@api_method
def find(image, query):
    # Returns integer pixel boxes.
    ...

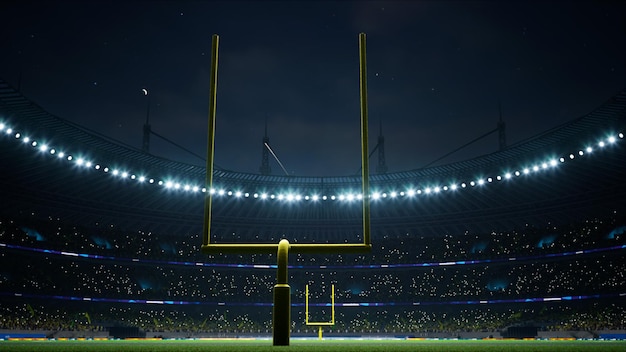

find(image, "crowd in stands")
[0,210,624,334]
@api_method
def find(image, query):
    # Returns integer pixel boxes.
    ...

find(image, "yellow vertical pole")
[273,239,291,346]
[305,284,309,324]
[203,34,219,246]
[331,284,335,324]
[318,326,323,340]
[359,33,371,246]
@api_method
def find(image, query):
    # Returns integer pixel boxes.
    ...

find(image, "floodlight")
[532,165,539,172]
[58,152,65,158]
[112,169,119,176]
[608,136,616,143]
[218,189,225,196]
[22,136,29,142]
[461,183,467,188]
[158,180,164,185]
[173,183,180,189]
[505,173,512,179]
[76,158,84,166]
[569,154,575,159]
[477,179,484,185]
[193,186,200,192]
[496,175,502,181]
[0,123,4,130]
[442,186,448,191]
[425,187,432,194]
[549,159,557,167]
[31,141,37,147]
[50,149,56,155]
[103,167,109,172]
[121,172,129,178]
[165,181,174,188]
[322,195,327,200]
[406,189,415,197]
[523,168,530,174]
[39,144,48,152]
[541,163,548,169]
[7,128,13,135]
[227,191,233,196]
[514,171,521,176]
[559,157,565,163]
[487,177,493,183]
[244,192,250,197]
[450,184,457,190]
[469,181,476,187]
[85,161,92,168]
[372,192,381,200]
[184,185,191,191]
[138,176,146,182]
[66,155,73,161]
[433,186,441,193]
[578,150,584,156]
[586,147,593,153]
[389,191,397,198]
[311,195,319,201]
[346,193,355,201]
[619,133,624,139]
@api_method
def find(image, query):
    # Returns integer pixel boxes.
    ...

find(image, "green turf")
[0,339,624,352]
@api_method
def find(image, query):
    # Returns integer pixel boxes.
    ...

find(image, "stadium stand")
[0,79,625,338]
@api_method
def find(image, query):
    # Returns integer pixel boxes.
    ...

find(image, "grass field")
[0,339,624,352]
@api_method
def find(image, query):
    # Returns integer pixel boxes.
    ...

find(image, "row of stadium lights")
[1,121,623,202]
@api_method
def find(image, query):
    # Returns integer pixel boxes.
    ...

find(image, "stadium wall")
[1,329,624,340]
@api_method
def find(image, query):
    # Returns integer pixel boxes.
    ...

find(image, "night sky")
[1,1,624,176]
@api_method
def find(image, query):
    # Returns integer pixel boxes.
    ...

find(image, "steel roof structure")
[1,78,625,240]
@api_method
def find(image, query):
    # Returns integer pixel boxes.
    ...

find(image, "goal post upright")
[201,33,372,346]
[305,284,335,339]
[202,34,219,248]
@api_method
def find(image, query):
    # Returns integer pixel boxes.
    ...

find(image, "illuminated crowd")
[0,211,624,335]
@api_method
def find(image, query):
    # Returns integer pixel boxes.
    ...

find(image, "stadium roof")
[1,79,625,239]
